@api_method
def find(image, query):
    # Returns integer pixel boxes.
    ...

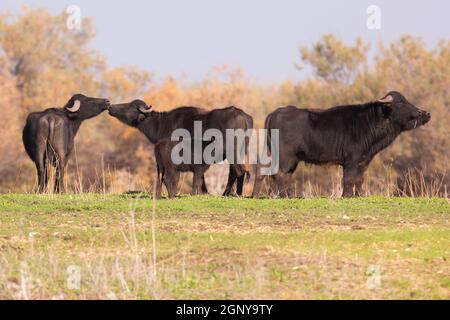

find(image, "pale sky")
[1,0,449,83]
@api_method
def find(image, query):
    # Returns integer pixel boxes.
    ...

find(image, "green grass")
[0,194,449,299]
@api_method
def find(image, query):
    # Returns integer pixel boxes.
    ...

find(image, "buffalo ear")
[132,113,146,126]
[137,113,146,122]
[381,104,392,118]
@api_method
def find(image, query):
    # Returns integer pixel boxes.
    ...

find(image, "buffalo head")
[108,99,152,127]
[64,93,110,119]
[378,91,431,131]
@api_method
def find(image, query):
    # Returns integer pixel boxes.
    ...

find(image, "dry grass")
[0,194,449,299]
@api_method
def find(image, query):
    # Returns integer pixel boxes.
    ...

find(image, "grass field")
[0,194,449,299]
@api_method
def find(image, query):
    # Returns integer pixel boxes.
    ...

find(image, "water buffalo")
[154,139,214,198]
[108,100,253,196]
[252,91,431,197]
[23,94,110,193]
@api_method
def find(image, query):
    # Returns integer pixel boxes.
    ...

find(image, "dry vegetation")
[0,8,448,196]
[0,8,449,300]
[0,194,449,299]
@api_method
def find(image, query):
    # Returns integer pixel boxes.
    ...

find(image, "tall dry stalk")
[151,179,157,280]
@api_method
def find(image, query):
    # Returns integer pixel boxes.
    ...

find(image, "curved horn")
[66,99,81,112]
[379,91,405,103]
[139,105,153,113]
[378,94,393,103]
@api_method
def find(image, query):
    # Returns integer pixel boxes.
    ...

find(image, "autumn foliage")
[0,8,448,196]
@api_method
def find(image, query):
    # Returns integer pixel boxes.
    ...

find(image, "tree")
[0,54,22,188]
[299,34,369,84]
[0,7,105,111]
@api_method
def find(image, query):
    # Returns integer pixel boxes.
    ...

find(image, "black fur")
[108,101,253,196]
[154,139,214,198]
[22,94,110,192]
[252,91,431,197]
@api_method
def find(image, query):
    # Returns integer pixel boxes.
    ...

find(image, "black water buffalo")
[154,139,214,198]
[108,100,253,196]
[252,91,431,197]
[23,94,110,192]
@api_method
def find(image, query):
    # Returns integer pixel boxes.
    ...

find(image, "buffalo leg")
[272,173,284,197]
[54,163,63,193]
[36,154,49,193]
[36,161,48,193]
[273,158,299,198]
[354,165,368,196]
[251,167,265,198]
[268,175,278,197]
[223,166,238,196]
[285,173,296,198]
[155,164,163,199]
[236,163,247,196]
[342,165,366,197]
[274,172,293,198]
[201,175,209,194]
[54,157,67,193]
[224,164,246,196]
[273,171,298,198]
[192,171,203,195]
[164,170,180,198]
[235,174,245,196]
[34,138,48,193]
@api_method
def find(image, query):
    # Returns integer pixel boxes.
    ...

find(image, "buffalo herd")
[23,91,430,198]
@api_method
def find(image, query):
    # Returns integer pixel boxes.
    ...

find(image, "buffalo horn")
[139,105,153,113]
[66,100,81,112]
